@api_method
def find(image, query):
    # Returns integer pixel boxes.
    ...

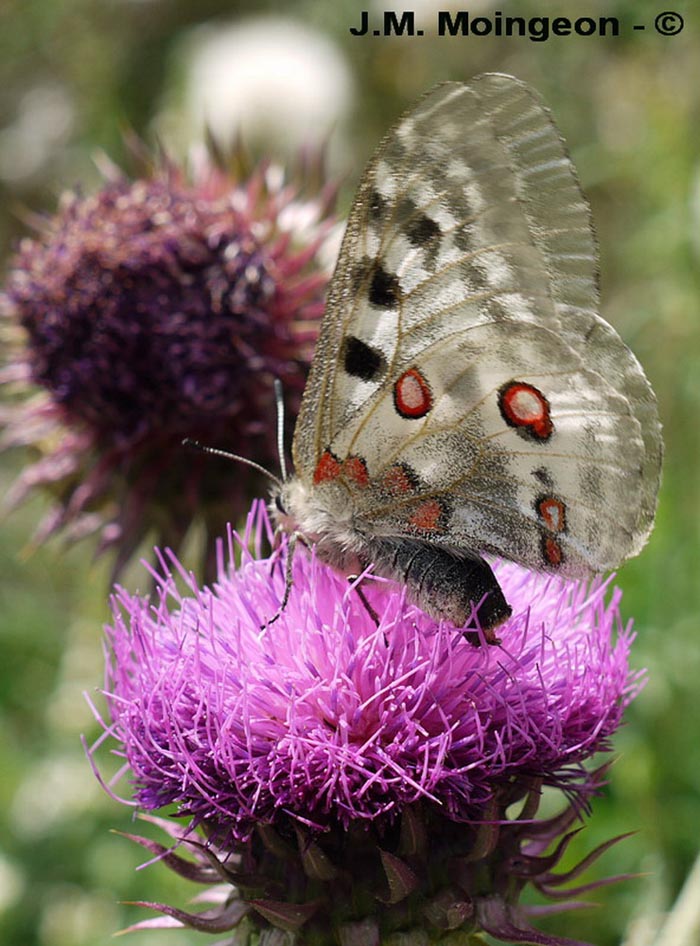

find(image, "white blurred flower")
[10,754,100,839]
[162,17,353,161]
[0,851,24,914]
[38,886,119,946]
[0,84,74,185]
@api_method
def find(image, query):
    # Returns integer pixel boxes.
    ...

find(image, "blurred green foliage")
[0,0,698,944]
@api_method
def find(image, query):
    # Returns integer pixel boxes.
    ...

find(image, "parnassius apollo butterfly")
[270,73,662,638]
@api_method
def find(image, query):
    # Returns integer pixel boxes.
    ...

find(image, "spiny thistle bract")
[0,146,337,579]
[89,503,644,946]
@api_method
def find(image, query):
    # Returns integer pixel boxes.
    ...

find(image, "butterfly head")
[269,480,297,535]
[270,475,367,573]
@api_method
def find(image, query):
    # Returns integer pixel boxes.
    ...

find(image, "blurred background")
[0,0,698,944]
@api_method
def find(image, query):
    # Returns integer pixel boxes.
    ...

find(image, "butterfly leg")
[268,525,285,578]
[262,531,301,629]
[346,575,381,627]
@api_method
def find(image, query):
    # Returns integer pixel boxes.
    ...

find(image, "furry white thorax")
[269,477,368,573]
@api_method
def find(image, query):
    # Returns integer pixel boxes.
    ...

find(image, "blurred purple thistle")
[89,502,645,946]
[1,145,338,580]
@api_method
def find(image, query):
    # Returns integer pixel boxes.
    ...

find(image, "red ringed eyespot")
[394,368,432,419]
[499,381,553,440]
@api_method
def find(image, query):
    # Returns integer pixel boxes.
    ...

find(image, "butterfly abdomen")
[364,536,512,633]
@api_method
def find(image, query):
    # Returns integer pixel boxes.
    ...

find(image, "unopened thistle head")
[91,503,644,946]
[1,146,337,578]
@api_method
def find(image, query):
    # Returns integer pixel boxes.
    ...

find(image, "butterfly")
[269,73,663,639]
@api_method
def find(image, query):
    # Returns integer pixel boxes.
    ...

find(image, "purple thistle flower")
[91,503,644,946]
[1,147,337,578]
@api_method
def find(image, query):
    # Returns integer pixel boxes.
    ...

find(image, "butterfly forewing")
[291,74,661,591]
[294,76,597,459]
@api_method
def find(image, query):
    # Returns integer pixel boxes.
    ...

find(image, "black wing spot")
[342,336,386,382]
[533,466,553,488]
[406,213,441,248]
[369,265,401,309]
[369,190,387,222]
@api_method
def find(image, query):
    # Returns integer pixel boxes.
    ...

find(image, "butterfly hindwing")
[334,318,645,576]
[290,74,661,597]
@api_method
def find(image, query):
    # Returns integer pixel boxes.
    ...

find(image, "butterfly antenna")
[183,439,283,488]
[274,378,288,482]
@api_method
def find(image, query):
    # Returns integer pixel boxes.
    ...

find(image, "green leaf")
[249,898,321,932]
[378,850,419,904]
[120,898,248,933]
[257,824,297,860]
[295,825,339,880]
[399,805,427,857]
